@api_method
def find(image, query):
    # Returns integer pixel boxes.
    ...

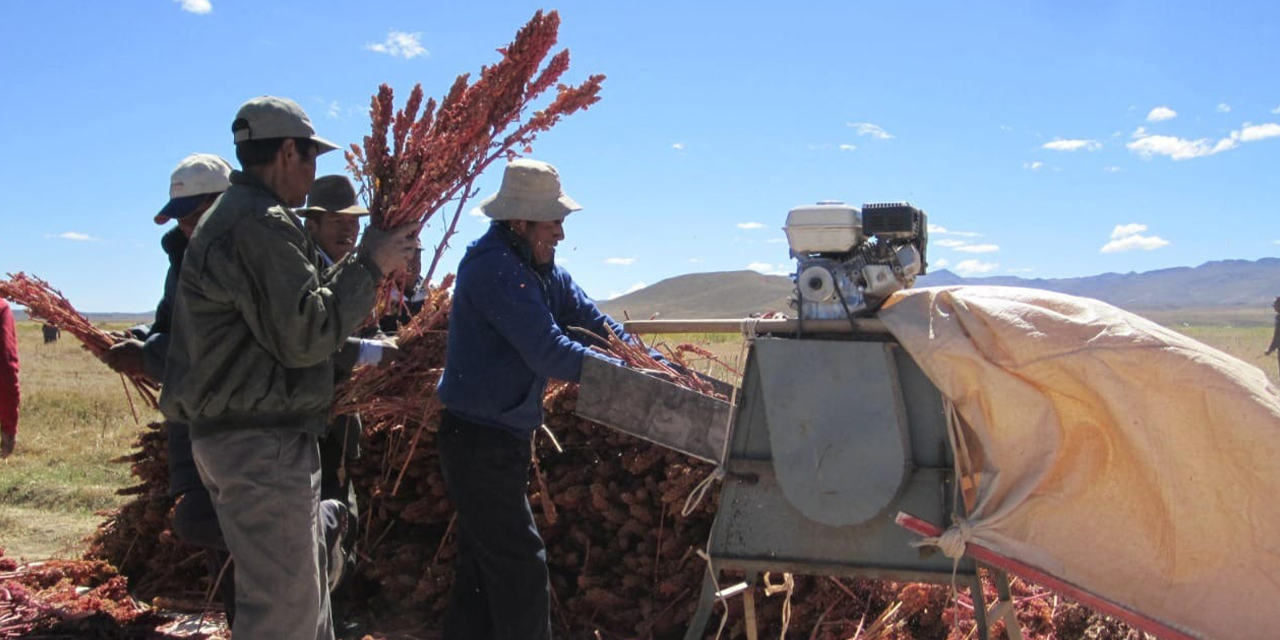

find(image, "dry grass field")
[0,321,161,560]
[1,308,1276,562]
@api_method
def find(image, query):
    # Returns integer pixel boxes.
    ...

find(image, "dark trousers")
[438,410,551,640]
[319,418,360,618]
[172,485,236,626]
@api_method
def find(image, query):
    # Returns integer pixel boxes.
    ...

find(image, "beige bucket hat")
[302,175,369,216]
[476,159,582,221]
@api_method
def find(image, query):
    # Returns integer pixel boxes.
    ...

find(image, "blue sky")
[2,0,1277,312]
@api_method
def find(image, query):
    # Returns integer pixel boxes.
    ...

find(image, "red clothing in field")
[0,299,20,436]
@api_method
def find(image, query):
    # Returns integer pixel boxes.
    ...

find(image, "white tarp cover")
[878,286,1280,640]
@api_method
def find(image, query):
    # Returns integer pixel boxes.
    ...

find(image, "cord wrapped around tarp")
[879,286,1280,640]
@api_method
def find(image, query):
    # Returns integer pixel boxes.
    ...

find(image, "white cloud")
[1216,103,1231,113]
[1127,121,1280,161]
[747,262,791,276]
[1272,105,1280,115]
[1042,138,1101,152]
[1239,122,1280,142]
[607,282,648,299]
[1110,223,1148,239]
[1101,223,1169,253]
[1023,161,1043,171]
[56,231,98,241]
[848,122,893,139]
[932,258,949,269]
[934,238,999,253]
[671,142,685,151]
[954,244,1000,254]
[367,30,428,59]
[1126,128,1235,161]
[327,101,341,119]
[1006,268,1034,274]
[1103,166,1122,173]
[1273,240,1280,245]
[1101,235,1170,253]
[765,237,787,244]
[954,259,999,275]
[737,222,766,230]
[175,0,212,14]
[604,257,636,265]
[1146,106,1177,122]
[689,257,706,263]
[928,224,981,238]
[838,144,857,151]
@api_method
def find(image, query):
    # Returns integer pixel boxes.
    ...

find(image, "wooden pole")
[621,317,888,335]
[894,512,1205,640]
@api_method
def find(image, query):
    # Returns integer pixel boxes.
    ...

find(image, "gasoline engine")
[785,201,928,320]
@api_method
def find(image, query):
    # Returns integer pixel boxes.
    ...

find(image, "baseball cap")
[232,96,339,154]
[154,153,233,225]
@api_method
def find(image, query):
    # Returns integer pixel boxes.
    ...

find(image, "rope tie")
[926,519,972,560]
[762,572,795,639]
[911,517,974,636]
[695,549,733,640]
[910,518,973,559]
[682,466,726,517]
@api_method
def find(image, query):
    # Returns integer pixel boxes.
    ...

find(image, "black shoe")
[334,615,366,639]
[320,499,349,592]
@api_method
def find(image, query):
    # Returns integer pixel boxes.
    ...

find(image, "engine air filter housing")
[784,202,862,255]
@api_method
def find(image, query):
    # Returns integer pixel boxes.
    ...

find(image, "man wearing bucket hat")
[302,175,370,267]
[159,96,418,640]
[299,173,400,633]
[103,152,239,623]
[437,158,653,640]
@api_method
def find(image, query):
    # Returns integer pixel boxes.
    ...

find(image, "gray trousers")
[192,428,333,640]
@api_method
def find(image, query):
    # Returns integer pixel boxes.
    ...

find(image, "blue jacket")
[139,226,187,382]
[437,223,624,439]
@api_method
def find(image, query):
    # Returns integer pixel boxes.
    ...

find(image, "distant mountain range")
[12,258,1275,325]
[599,257,1280,320]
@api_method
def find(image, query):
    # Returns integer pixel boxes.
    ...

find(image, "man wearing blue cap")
[104,153,233,379]
[102,152,238,623]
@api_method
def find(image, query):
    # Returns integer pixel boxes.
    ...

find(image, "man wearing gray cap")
[436,159,646,640]
[159,96,417,640]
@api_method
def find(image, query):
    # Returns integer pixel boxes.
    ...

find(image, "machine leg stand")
[969,566,1024,640]
[683,570,719,640]
[968,572,991,640]
[743,573,759,640]
[990,568,1024,640]
[682,571,763,640]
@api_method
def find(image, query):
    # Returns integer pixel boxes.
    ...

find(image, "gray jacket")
[159,171,382,439]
